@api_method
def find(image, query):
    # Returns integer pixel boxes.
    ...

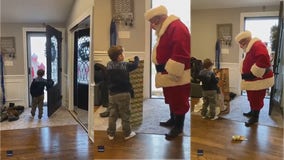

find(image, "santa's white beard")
[155,24,162,37]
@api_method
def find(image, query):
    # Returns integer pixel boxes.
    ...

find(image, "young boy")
[106,45,139,140]
[30,69,54,119]
[198,58,220,120]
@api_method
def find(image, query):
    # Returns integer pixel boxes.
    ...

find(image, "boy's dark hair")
[108,45,123,61]
[37,69,45,77]
[203,58,214,69]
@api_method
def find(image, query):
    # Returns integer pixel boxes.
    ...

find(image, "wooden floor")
[191,114,283,159]
[1,107,283,159]
[94,131,190,159]
[0,125,94,160]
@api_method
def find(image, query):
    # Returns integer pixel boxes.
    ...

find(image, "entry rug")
[134,99,190,136]
[0,107,78,130]
[94,99,190,136]
[220,96,283,128]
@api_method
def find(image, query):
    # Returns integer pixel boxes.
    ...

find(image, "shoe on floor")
[108,135,114,140]
[243,111,253,117]
[125,131,136,140]
[210,116,219,120]
[159,119,174,127]
[165,127,183,140]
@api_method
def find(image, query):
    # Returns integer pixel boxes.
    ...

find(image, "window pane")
[77,36,90,84]
[51,36,58,85]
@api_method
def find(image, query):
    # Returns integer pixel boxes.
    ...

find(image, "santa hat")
[144,5,168,21]
[235,31,252,42]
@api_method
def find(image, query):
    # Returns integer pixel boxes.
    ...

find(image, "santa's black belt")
[155,64,166,72]
[242,67,272,80]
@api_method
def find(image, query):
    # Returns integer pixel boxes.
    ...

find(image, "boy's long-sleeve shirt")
[106,56,139,96]
[198,69,219,92]
[30,77,54,97]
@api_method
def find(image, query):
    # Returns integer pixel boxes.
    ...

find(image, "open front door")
[73,28,90,111]
[46,25,62,117]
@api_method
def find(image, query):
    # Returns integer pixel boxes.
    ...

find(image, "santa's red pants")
[247,89,266,111]
[163,83,190,115]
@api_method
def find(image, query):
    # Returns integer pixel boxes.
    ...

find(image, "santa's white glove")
[169,74,181,82]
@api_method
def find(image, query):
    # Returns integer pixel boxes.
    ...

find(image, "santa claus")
[235,30,274,127]
[145,5,191,140]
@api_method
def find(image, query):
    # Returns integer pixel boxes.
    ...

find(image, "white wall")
[2,75,26,106]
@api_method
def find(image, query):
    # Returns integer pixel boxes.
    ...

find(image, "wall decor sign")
[217,24,232,47]
[0,37,16,59]
[111,0,134,26]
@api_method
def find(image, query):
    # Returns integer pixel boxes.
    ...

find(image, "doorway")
[27,32,47,106]
[26,25,63,118]
[72,17,90,129]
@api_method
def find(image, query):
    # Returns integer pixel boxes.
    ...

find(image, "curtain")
[0,53,5,105]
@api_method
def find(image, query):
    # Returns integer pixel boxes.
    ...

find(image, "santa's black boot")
[160,112,175,127]
[243,110,253,117]
[165,114,184,140]
[245,110,259,127]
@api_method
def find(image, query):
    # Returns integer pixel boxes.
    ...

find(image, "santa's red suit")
[152,15,191,115]
[241,38,274,110]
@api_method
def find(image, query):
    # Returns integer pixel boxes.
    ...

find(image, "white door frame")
[23,28,45,108]
[67,7,94,142]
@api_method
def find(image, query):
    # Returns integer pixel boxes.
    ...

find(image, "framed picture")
[0,37,16,58]
[217,24,232,46]
[111,0,134,26]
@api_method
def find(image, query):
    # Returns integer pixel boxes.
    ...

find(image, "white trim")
[67,7,94,142]
[22,27,46,108]
[68,8,93,31]
[88,6,95,143]
[3,75,26,106]
[144,0,151,99]
[94,50,145,54]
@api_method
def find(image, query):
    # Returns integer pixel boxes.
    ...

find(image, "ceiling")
[0,0,282,24]
[1,0,75,24]
[192,0,281,10]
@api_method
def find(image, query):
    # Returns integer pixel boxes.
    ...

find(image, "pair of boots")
[243,110,259,127]
[160,112,185,140]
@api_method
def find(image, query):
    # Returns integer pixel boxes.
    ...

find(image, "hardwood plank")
[0,125,94,159]
[94,131,190,159]
[191,114,283,159]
